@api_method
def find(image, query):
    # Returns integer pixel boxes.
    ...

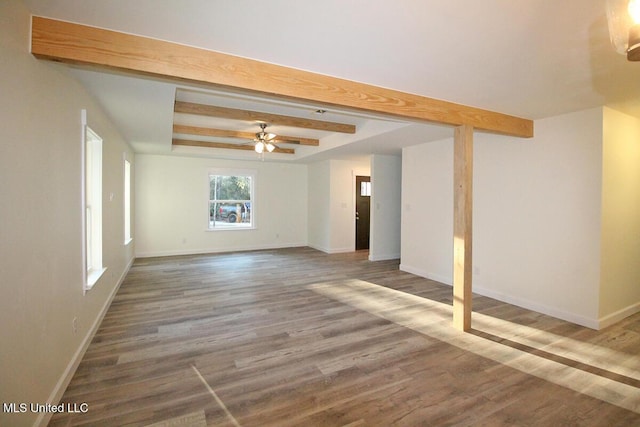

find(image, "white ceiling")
[23,0,640,162]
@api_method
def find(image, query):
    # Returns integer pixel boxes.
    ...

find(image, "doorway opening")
[355,175,371,250]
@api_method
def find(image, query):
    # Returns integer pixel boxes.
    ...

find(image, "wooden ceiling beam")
[172,125,319,146]
[172,138,295,154]
[31,16,533,138]
[174,102,354,134]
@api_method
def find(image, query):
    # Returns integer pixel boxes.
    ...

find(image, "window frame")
[81,110,106,292]
[123,155,132,245]
[206,168,256,231]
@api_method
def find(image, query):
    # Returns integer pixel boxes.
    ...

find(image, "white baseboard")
[136,242,307,258]
[308,243,330,254]
[598,302,640,329]
[307,244,354,255]
[398,263,600,329]
[36,256,134,427]
[327,246,356,254]
[399,264,452,285]
[472,284,600,329]
[369,252,400,261]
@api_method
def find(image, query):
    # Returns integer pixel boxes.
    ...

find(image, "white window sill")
[206,227,256,232]
[206,222,255,231]
[85,267,107,292]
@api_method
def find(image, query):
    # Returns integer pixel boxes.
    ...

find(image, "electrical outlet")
[72,317,78,334]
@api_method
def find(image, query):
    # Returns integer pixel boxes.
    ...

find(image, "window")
[123,157,132,244]
[208,170,255,229]
[360,181,371,196]
[83,111,106,291]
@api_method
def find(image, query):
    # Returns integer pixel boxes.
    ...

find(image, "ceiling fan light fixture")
[606,0,640,60]
[629,0,640,21]
[629,24,640,60]
[253,123,277,155]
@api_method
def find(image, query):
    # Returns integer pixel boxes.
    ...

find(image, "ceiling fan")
[253,123,277,154]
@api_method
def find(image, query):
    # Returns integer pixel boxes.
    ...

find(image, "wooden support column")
[453,124,473,331]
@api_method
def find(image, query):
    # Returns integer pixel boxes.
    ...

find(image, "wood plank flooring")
[49,248,640,426]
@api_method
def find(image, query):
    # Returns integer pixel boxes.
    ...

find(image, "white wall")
[307,160,331,252]
[0,2,135,425]
[307,159,370,254]
[600,107,640,325]
[400,138,454,282]
[370,154,402,261]
[135,154,307,256]
[401,108,604,327]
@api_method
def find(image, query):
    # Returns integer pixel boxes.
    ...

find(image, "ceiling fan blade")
[265,142,276,152]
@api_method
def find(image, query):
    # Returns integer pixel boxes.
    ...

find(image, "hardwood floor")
[50,248,640,426]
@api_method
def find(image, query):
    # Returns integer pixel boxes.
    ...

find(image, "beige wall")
[0,1,135,425]
[401,108,604,327]
[134,154,308,257]
[600,107,640,325]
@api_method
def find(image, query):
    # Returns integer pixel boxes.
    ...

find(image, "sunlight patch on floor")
[307,279,640,414]
[192,365,242,427]
[144,410,206,427]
